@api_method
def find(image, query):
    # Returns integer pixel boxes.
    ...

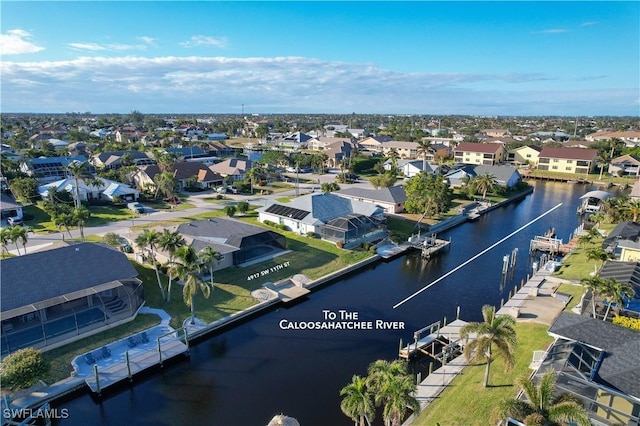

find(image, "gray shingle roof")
[335,185,407,204]
[549,313,640,397]
[177,218,272,248]
[0,243,138,313]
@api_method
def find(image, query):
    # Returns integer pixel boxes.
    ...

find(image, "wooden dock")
[84,336,188,394]
[399,319,469,360]
[529,235,578,255]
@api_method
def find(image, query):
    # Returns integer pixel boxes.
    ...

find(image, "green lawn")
[556,282,586,313]
[412,322,553,426]
[41,314,161,384]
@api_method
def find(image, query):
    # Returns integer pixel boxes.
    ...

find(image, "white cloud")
[68,41,149,52]
[180,35,228,48]
[0,29,45,55]
[534,28,571,34]
[581,21,599,27]
[0,55,636,115]
[138,36,156,46]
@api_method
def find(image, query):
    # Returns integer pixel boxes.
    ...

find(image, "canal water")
[54,181,606,425]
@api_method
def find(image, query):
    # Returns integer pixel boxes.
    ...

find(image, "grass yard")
[556,282,586,313]
[41,314,161,384]
[412,322,553,426]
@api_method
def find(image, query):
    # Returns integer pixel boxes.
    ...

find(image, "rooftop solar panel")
[265,204,310,220]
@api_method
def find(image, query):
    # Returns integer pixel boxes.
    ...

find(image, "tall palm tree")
[72,206,90,242]
[459,304,517,388]
[580,276,604,318]
[9,226,28,255]
[415,140,432,173]
[366,359,420,426]
[585,247,609,276]
[169,246,212,325]
[198,246,222,291]
[473,173,499,200]
[599,278,635,321]
[158,229,186,302]
[491,369,590,426]
[135,229,165,300]
[153,171,177,199]
[388,148,400,174]
[65,160,90,209]
[339,375,375,426]
[52,212,74,238]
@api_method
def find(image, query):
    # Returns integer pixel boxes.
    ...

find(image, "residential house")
[586,131,640,147]
[271,132,312,151]
[445,164,521,189]
[537,147,598,175]
[39,177,140,202]
[359,135,392,153]
[601,221,640,256]
[454,142,506,165]
[208,158,252,181]
[90,150,156,170]
[608,154,640,177]
[324,140,359,168]
[598,261,640,300]
[0,243,145,355]
[114,126,143,143]
[506,145,541,167]
[307,136,352,151]
[537,313,640,425]
[334,185,407,214]
[0,193,24,222]
[133,162,223,191]
[482,129,510,138]
[20,155,90,183]
[206,133,228,141]
[204,140,235,158]
[174,218,287,269]
[257,192,386,246]
[381,141,420,159]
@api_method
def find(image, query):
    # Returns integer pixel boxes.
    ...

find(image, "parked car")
[127,202,145,214]
[7,216,23,226]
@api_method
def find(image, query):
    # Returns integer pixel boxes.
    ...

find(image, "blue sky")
[1,1,638,116]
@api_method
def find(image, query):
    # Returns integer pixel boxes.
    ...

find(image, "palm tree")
[72,206,90,242]
[135,229,165,300]
[366,359,420,426]
[9,226,28,255]
[158,229,186,302]
[52,212,74,238]
[65,160,90,209]
[491,369,590,426]
[580,276,604,318]
[473,173,499,200]
[153,171,177,199]
[0,227,12,255]
[415,140,432,173]
[388,148,400,175]
[585,247,609,275]
[339,375,375,426]
[459,304,517,388]
[169,246,212,325]
[599,278,635,321]
[198,246,222,291]
[622,198,640,222]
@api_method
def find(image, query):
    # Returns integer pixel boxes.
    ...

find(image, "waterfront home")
[380,141,420,159]
[257,192,386,246]
[334,185,407,214]
[359,135,392,153]
[132,162,224,192]
[537,313,640,426]
[601,221,640,255]
[208,158,251,181]
[453,142,506,165]
[307,136,352,151]
[598,261,640,301]
[90,150,156,170]
[506,145,541,167]
[444,164,521,189]
[173,218,287,269]
[20,155,90,183]
[323,140,360,168]
[0,243,144,356]
[536,147,598,175]
[586,130,640,147]
[608,154,640,177]
[38,177,140,203]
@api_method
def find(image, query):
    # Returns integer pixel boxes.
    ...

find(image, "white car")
[127,202,145,214]
[7,216,23,226]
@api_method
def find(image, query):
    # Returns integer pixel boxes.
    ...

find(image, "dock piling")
[93,364,101,396]
[157,337,163,367]
[126,351,132,382]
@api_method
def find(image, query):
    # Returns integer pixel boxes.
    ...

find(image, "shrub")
[215,194,223,200]
[306,231,317,238]
[237,201,249,214]
[0,348,50,389]
[613,315,640,331]
[335,241,344,249]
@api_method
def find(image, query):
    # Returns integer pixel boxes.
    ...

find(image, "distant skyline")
[1,1,639,116]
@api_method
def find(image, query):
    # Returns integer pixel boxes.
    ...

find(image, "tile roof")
[1,243,138,313]
[454,142,503,153]
[549,313,640,398]
[177,218,272,249]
